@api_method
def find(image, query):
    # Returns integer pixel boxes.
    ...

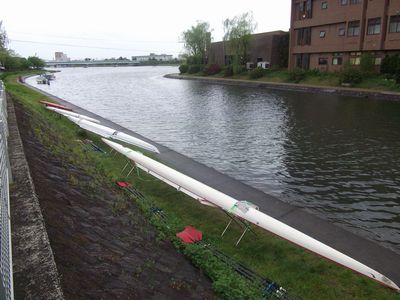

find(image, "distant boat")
[36,75,48,84]
[44,72,56,80]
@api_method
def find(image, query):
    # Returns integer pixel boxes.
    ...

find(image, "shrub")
[249,67,265,79]
[339,64,363,85]
[288,68,306,83]
[187,64,201,74]
[233,64,247,75]
[381,54,400,77]
[224,65,234,77]
[307,68,321,76]
[360,53,375,75]
[381,55,400,83]
[179,64,189,74]
[203,64,221,76]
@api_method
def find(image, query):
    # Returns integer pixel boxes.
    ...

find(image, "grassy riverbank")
[4,72,399,299]
[182,67,400,94]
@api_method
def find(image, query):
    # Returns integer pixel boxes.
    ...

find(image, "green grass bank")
[180,66,400,95]
[3,72,400,299]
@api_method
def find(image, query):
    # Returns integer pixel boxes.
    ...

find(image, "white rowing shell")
[102,138,399,291]
[46,106,101,123]
[67,116,159,153]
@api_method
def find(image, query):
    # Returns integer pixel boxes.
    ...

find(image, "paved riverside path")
[25,82,400,289]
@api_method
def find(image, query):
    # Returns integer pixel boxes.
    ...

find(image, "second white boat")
[68,116,160,153]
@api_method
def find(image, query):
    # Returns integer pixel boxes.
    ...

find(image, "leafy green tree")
[359,53,375,75]
[0,21,41,71]
[278,33,289,68]
[223,12,257,71]
[0,52,25,71]
[28,56,45,69]
[0,21,8,50]
[380,54,399,77]
[181,21,212,65]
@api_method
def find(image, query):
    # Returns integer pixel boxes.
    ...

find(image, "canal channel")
[26,66,400,254]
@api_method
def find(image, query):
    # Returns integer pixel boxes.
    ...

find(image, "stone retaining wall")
[7,95,64,300]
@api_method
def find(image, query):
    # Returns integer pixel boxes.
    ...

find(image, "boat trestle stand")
[220,211,258,246]
[120,159,136,177]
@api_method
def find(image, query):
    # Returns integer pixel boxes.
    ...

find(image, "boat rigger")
[102,138,400,291]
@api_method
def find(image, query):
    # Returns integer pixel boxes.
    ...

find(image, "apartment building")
[289,0,400,71]
[54,52,70,62]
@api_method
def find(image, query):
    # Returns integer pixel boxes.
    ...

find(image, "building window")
[349,52,361,65]
[297,27,312,45]
[305,0,313,18]
[298,0,313,20]
[298,2,305,20]
[341,0,348,5]
[348,21,360,37]
[296,53,310,70]
[320,31,326,38]
[332,57,343,65]
[367,18,381,35]
[389,16,400,33]
[321,2,328,9]
[319,58,328,65]
[332,53,343,65]
[375,57,382,65]
[350,0,361,4]
[338,27,346,36]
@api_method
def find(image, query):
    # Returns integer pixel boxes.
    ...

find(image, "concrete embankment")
[24,81,400,288]
[7,95,64,299]
[9,79,215,297]
[165,73,400,101]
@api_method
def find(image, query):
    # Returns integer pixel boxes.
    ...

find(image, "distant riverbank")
[165,73,400,101]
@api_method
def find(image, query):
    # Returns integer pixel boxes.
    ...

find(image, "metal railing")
[0,80,14,300]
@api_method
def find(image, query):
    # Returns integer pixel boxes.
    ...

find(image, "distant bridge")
[45,60,140,67]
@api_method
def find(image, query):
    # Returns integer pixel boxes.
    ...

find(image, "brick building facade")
[208,31,288,68]
[289,0,400,71]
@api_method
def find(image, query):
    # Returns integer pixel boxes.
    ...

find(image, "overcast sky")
[2,0,291,60]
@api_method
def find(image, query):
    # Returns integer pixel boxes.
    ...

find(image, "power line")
[9,30,182,44]
[10,39,182,54]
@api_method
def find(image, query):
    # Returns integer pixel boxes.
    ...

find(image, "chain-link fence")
[0,80,14,300]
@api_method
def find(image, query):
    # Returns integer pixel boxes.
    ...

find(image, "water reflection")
[279,94,400,248]
[27,66,400,253]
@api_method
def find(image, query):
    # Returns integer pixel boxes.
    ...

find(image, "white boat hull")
[46,106,101,123]
[102,138,399,291]
[68,116,159,153]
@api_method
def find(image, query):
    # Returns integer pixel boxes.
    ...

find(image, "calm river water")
[27,66,400,253]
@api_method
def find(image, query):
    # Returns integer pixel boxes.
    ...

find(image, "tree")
[0,51,31,71]
[223,12,257,69]
[0,21,8,50]
[181,21,212,65]
[28,56,45,69]
[0,21,43,71]
[381,54,399,76]
[359,53,375,75]
[278,33,290,68]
